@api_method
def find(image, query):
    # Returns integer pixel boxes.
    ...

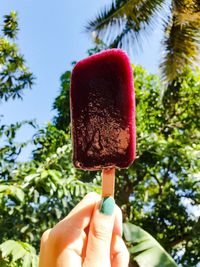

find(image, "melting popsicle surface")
[70,49,135,170]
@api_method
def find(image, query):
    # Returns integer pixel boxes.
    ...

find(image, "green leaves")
[114,65,200,266]
[0,12,35,101]
[2,11,18,39]
[0,240,38,267]
[53,71,71,130]
[0,185,24,203]
[123,223,178,267]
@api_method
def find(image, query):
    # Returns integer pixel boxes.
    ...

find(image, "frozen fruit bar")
[70,49,135,170]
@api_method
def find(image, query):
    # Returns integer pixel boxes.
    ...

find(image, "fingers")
[50,192,101,246]
[39,229,52,267]
[113,205,123,237]
[83,196,116,267]
[39,227,83,267]
[53,249,82,267]
[111,235,130,267]
[61,192,101,230]
[39,192,129,267]
[50,192,121,244]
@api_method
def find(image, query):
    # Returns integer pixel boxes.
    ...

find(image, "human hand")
[39,192,129,267]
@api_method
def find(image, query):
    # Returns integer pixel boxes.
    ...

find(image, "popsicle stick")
[102,168,115,197]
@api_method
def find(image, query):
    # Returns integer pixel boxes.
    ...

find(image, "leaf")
[12,246,26,261]
[0,185,24,202]
[12,186,25,202]
[123,223,178,267]
[3,11,18,39]
[21,225,29,234]
[0,240,38,267]
[31,254,38,267]
[0,240,17,258]
[24,173,39,183]
[22,254,32,267]
[0,185,8,193]
[75,185,80,196]
[48,169,62,183]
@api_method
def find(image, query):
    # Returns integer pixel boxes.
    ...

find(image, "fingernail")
[100,196,115,215]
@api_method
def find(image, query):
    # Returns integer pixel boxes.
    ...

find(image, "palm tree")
[86,0,200,83]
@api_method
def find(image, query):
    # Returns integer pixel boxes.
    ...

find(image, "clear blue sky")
[0,0,163,160]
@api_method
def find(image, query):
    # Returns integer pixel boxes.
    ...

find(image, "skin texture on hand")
[39,192,129,267]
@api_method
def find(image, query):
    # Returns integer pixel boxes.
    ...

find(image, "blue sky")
[0,0,163,160]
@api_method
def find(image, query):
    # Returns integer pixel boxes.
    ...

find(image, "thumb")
[83,196,115,267]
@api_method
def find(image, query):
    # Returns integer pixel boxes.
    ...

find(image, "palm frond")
[85,0,167,50]
[173,0,200,24]
[160,2,200,83]
[85,0,138,32]
[174,11,200,25]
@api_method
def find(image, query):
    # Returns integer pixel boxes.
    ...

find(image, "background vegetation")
[0,3,200,267]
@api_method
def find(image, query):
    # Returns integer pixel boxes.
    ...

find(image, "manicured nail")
[100,196,115,215]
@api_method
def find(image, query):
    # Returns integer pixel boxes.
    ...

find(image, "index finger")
[49,192,122,249]
[56,192,101,231]
[64,192,101,227]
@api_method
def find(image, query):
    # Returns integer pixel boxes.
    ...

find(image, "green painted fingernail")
[100,196,115,215]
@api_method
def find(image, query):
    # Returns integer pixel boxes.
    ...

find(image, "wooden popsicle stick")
[102,168,115,197]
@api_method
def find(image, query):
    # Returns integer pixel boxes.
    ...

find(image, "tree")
[0,11,35,213]
[0,11,37,267]
[52,71,71,131]
[0,11,34,101]
[85,0,200,83]
[119,66,200,266]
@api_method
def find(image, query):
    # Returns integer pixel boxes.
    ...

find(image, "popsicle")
[70,49,135,196]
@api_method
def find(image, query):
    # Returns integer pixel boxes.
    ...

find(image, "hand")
[39,192,129,267]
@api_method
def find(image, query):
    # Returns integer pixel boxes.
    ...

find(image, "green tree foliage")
[0,11,34,101]
[53,71,71,131]
[0,12,36,266]
[120,66,200,266]
[0,240,38,267]
[85,0,200,83]
[123,223,177,267]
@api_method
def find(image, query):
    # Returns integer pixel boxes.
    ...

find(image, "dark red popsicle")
[70,49,135,170]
